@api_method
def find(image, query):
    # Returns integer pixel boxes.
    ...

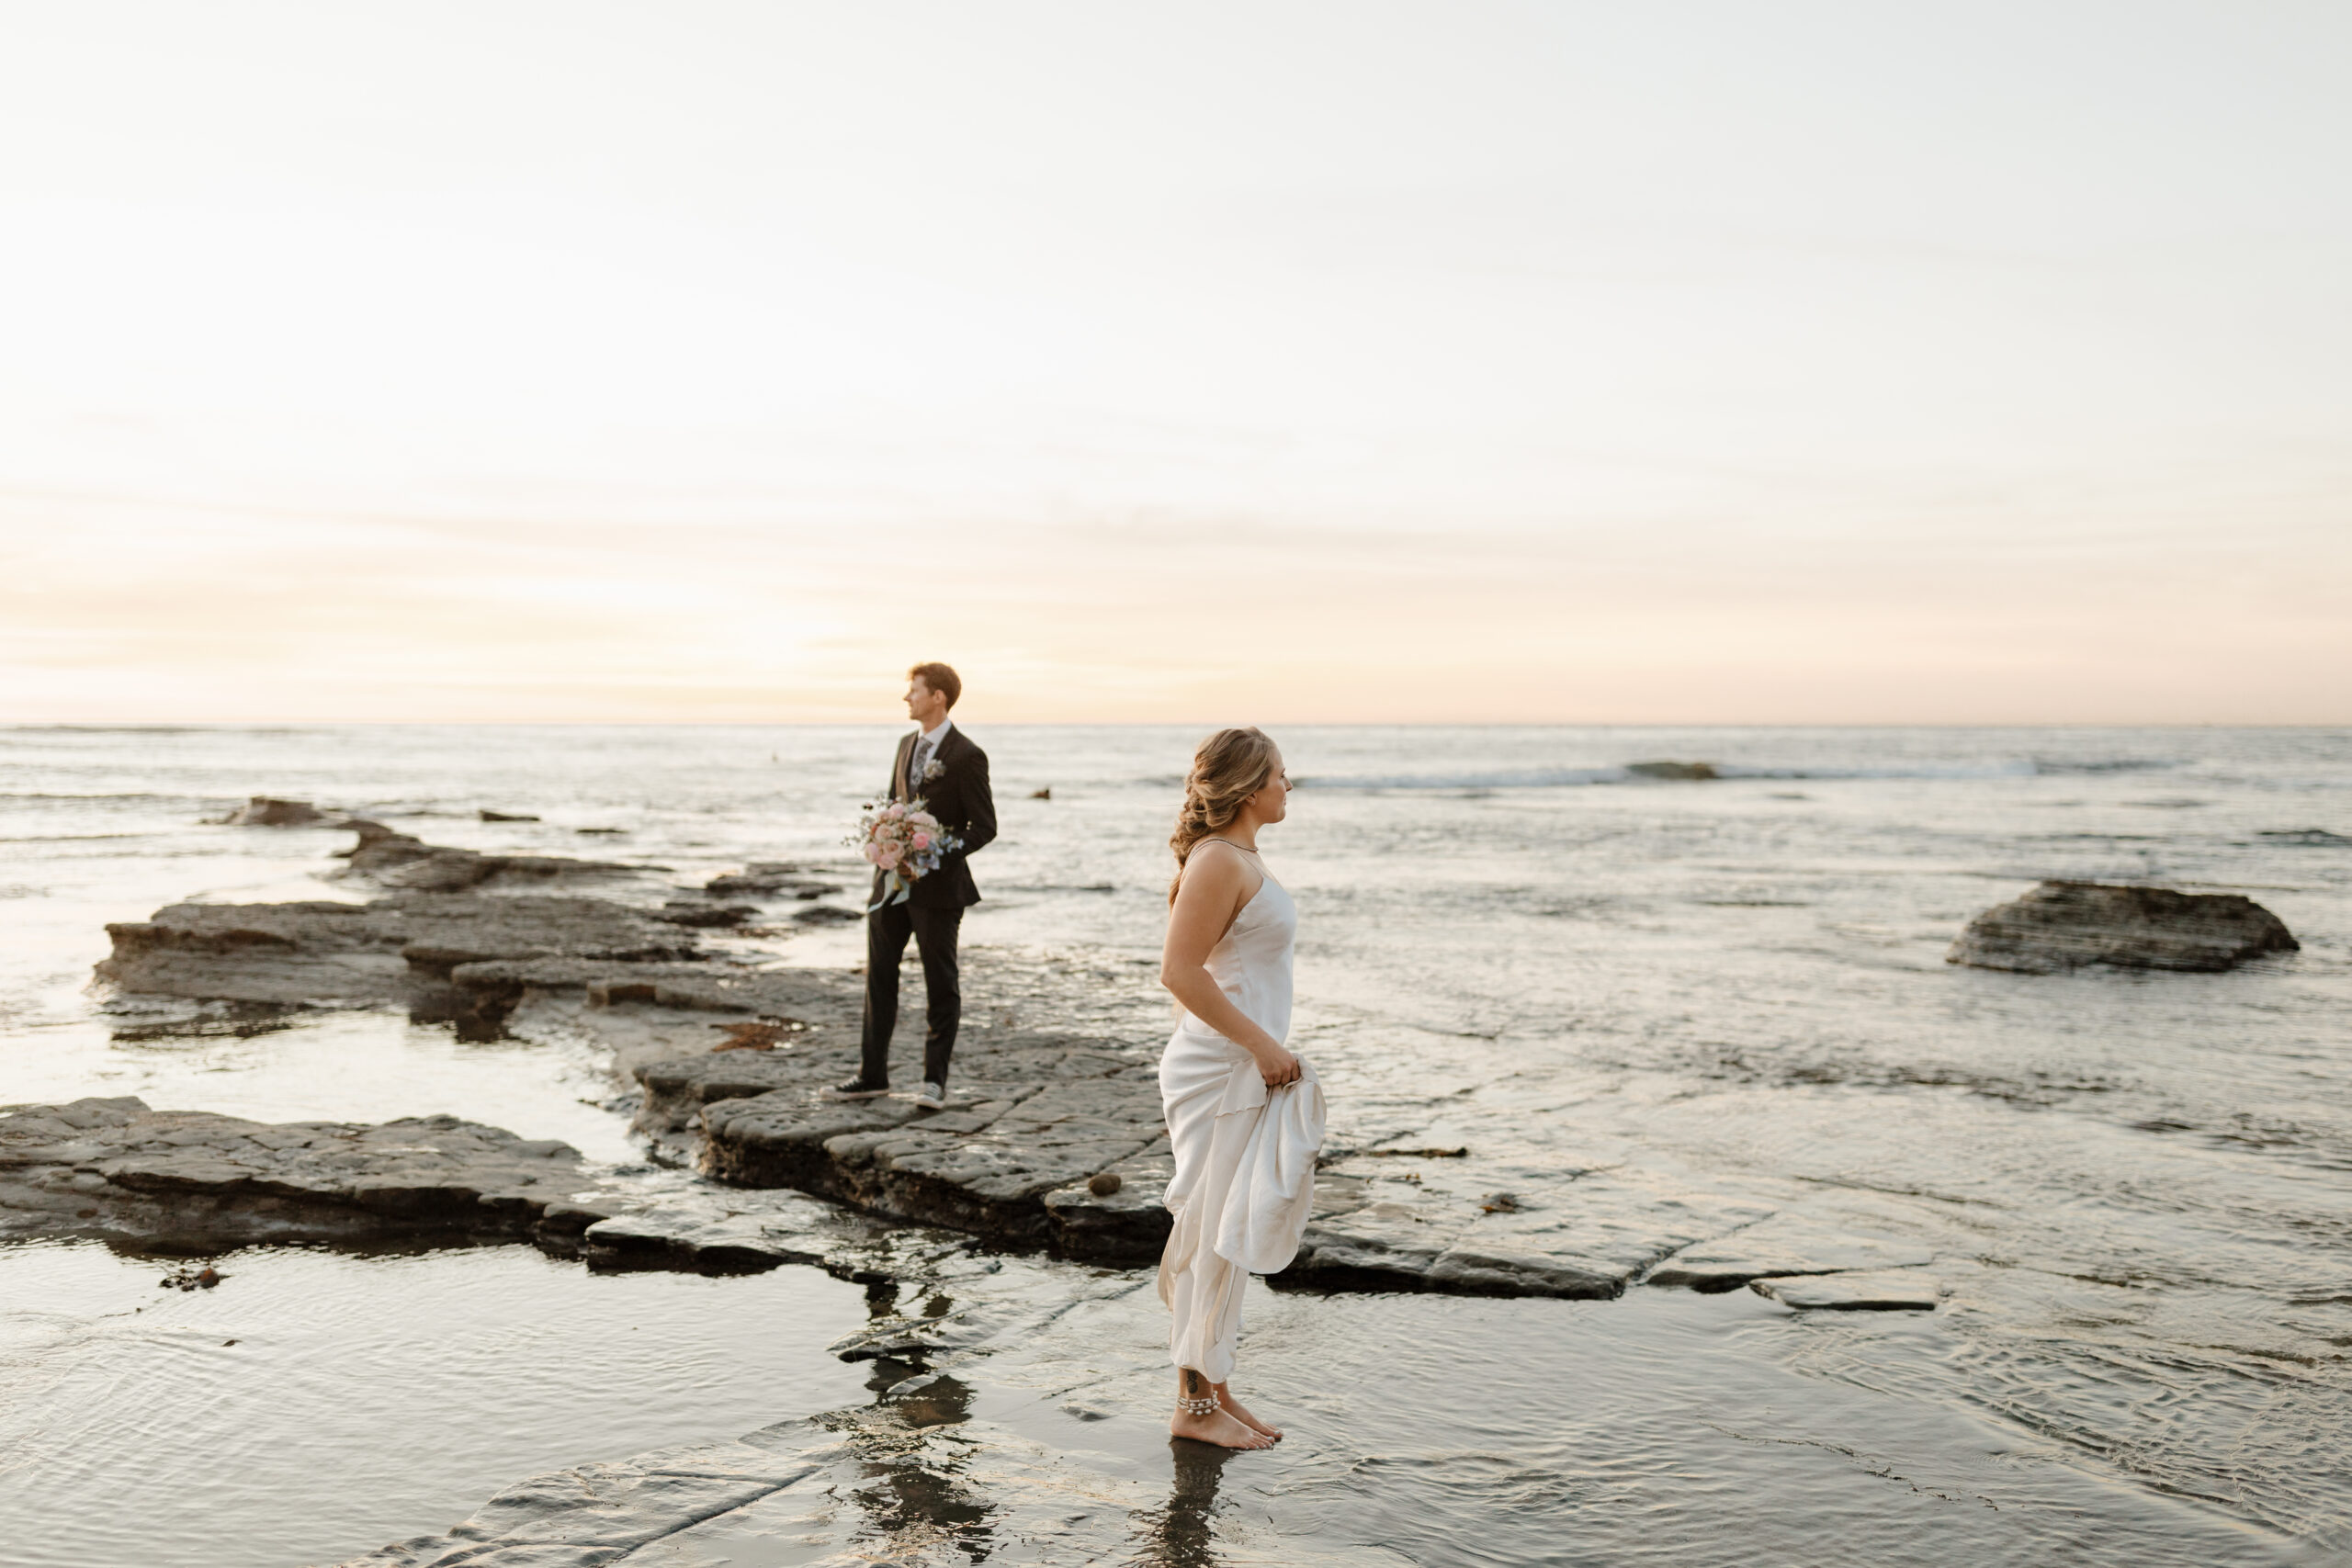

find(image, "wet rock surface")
[1948,880,2299,973]
[0,1097,590,1251]
[1288,1162,1780,1298]
[0,1096,987,1289]
[1646,1214,1935,1292]
[97,894,701,1013]
[216,795,342,827]
[93,822,716,1029]
[703,861,843,899]
[694,1046,1170,1247]
[1751,1269,1941,1310]
[336,820,640,893]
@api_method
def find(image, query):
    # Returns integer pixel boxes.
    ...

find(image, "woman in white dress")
[1157,727,1325,1450]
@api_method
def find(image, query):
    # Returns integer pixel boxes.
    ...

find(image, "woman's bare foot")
[1170,1400,1274,1450]
[1211,1381,1282,1440]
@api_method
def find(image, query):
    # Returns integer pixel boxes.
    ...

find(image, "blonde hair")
[1169,727,1281,904]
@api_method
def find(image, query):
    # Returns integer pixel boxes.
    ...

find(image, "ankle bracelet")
[1173,1392,1218,1416]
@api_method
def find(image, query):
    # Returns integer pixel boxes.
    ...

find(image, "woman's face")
[1248,750,1292,825]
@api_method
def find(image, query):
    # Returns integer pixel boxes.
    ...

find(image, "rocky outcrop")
[674,1024,1166,1250]
[703,862,844,899]
[336,820,638,893]
[216,795,341,826]
[0,1097,592,1251]
[1626,761,1719,781]
[92,821,707,1032]
[0,1095,968,1283]
[1948,881,2299,974]
[96,894,700,1014]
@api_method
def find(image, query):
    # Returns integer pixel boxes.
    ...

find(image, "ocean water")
[1,724,2346,1564]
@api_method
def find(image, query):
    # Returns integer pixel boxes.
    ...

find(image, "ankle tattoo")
[1175,1369,1217,1417]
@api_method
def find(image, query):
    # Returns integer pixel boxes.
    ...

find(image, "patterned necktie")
[907,736,931,799]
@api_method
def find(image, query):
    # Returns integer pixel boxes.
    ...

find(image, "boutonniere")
[922,758,946,783]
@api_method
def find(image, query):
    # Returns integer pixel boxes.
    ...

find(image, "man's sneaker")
[912,1081,947,1109]
[825,1078,890,1101]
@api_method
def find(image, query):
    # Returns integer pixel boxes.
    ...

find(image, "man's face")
[906,677,941,722]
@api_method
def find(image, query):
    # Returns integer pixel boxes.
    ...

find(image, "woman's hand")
[1254,1044,1303,1089]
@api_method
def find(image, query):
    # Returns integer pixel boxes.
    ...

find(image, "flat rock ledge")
[1948,880,2298,974]
[0,1097,594,1253]
[656,1031,1936,1302]
[1751,1269,1942,1310]
[0,1096,974,1286]
[93,822,730,1036]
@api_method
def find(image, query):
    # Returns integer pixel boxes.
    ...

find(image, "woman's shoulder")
[1182,839,1264,895]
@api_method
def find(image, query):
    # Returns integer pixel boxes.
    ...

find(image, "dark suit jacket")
[877,724,996,909]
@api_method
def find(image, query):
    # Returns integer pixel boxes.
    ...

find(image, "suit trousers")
[860,899,965,1088]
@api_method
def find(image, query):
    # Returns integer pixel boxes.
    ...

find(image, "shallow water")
[0,1241,872,1568]
[2,723,2347,1561]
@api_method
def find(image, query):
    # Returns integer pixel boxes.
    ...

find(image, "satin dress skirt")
[1157,1026,1325,1382]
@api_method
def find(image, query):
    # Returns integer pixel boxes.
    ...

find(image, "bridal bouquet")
[850,797,964,910]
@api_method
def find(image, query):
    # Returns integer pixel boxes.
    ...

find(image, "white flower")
[922,758,946,782]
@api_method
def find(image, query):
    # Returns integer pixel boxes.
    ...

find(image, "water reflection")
[1127,1439,1238,1567]
[839,1371,998,1561]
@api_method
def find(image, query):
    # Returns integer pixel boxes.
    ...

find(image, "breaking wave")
[1296,757,2180,791]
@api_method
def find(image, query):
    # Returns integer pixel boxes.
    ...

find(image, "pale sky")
[2,2,2346,724]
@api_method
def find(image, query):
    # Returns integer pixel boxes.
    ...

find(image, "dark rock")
[704,863,845,898]
[0,1097,592,1251]
[792,904,863,925]
[478,808,539,821]
[1030,787,1052,800]
[2258,828,2351,847]
[657,900,762,928]
[1087,1170,1121,1197]
[575,827,628,836]
[1948,881,2299,974]
[96,894,699,1010]
[1626,761,1719,781]
[702,1077,1165,1242]
[216,796,337,827]
[335,820,638,893]
[1044,1147,1173,1261]
[689,1036,1166,1246]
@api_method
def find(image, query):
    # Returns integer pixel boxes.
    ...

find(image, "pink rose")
[911,832,932,850]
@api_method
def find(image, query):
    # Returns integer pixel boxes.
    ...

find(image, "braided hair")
[1168,727,1281,905]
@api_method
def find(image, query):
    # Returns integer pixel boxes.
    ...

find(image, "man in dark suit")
[831,661,997,1108]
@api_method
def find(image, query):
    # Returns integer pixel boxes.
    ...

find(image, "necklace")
[1202,837,1261,855]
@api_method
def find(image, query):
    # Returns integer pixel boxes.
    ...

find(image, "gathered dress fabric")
[1158,863,1326,1382]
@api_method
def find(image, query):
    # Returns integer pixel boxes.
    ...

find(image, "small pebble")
[1087,1171,1122,1197]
